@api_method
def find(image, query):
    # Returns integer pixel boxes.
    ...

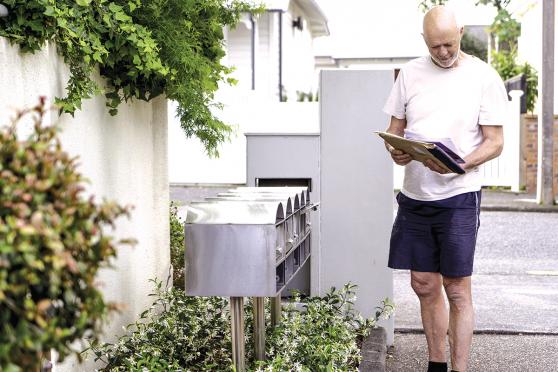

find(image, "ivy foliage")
[91,281,394,371]
[0,0,261,156]
[129,0,260,155]
[0,99,134,371]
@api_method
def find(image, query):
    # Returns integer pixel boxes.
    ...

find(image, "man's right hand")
[388,146,412,166]
[385,116,411,166]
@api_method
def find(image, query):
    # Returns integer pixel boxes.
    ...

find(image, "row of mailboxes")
[184,187,315,297]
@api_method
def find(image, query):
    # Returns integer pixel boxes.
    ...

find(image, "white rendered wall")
[320,70,395,345]
[0,38,170,371]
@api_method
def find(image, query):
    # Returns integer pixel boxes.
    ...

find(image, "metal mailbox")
[183,186,317,371]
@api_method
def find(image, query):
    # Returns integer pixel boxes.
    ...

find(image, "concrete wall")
[0,38,170,370]
[320,70,395,345]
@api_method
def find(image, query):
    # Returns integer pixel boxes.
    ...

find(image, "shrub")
[169,203,185,289]
[491,49,538,113]
[255,284,394,371]
[91,280,233,371]
[0,98,134,371]
[91,281,394,371]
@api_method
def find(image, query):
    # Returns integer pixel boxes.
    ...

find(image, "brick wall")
[520,115,558,195]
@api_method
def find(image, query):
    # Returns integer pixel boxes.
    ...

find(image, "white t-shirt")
[383,55,509,201]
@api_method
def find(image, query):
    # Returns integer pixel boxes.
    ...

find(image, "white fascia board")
[294,0,329,37]
[262,0,329,37]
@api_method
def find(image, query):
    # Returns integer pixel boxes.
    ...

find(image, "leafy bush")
[0,99,134,371]
[91,280,233,371]
[460,31,487,62]
[491,49,538,113]
[0,0,261,155]
[0,0,168,115]
[170,203,185,289]
[92,281,394,371]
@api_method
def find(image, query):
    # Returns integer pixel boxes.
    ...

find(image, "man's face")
[423,27,463,68]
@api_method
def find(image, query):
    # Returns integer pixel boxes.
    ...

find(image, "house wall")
[282,2,318,100]
[0,37,170,371]
[225,7,318,102]
[226,17,253,91]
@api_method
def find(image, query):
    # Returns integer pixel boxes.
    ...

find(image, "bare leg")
[411,271,448,363]
[443,276,474,372]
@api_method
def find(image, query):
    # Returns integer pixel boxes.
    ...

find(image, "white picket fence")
[394,90,523,192]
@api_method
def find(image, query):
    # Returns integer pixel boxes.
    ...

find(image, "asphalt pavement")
[387,190,558,372]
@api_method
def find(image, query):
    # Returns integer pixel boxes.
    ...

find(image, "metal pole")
[538,0,555,205]
[250,14,256,91]
[270,292,282,327]
[253,297,266,361]
[230,297,245,372]
[509,90,524,193]
[278,11,283,101]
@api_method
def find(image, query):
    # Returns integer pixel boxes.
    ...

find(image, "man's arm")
[385,116,412,166]
[462,125,504,171]
[424,125,504,174]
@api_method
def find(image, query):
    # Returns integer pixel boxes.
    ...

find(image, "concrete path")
[386,333,558,371]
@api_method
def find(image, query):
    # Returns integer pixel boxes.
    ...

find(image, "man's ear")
[459,26,464,37]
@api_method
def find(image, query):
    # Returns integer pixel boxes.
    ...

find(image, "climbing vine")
[0,0,261,156]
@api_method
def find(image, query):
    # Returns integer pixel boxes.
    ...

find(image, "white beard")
[431,47,461,68]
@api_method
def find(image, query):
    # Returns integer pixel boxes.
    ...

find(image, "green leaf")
[76,0,92,6]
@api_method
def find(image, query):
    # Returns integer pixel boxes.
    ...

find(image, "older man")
[383,6,508,372]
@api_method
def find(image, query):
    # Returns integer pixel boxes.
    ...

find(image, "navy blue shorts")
[389,191,481,277]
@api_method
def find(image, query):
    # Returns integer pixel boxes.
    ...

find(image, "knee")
[443,278,472,311]
[411,276,441,299]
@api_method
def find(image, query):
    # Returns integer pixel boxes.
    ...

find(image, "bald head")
[423,6,460,37]
[422,6,464,68]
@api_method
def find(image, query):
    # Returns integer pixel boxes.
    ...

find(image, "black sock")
[427,361,448,372]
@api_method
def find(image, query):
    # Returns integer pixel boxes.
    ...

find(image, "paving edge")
[481,205,558,213]
[395,327,558,336]
[359,327,387,372]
